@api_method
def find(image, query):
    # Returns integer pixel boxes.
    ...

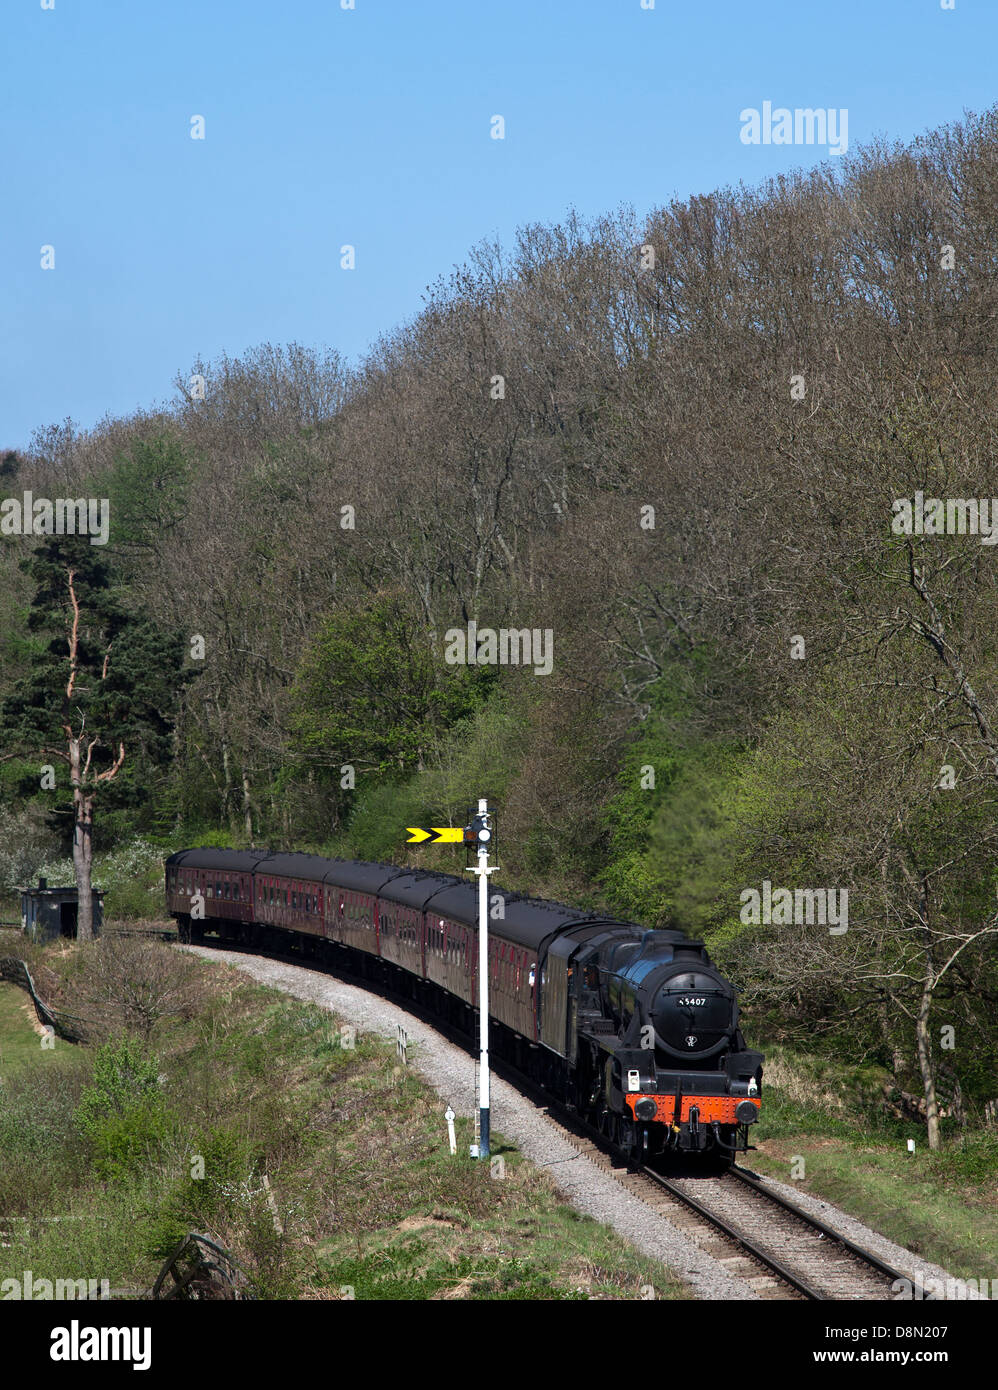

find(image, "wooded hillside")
[4,107,998,1146]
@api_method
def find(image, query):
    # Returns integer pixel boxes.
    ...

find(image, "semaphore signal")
[406,803,498,1160]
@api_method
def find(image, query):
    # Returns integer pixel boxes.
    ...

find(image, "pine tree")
[1,535,190,939]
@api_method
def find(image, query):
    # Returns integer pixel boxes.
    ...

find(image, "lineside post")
[465,797,497,1159]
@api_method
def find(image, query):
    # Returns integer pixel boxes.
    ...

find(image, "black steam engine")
[574,928,763,1158]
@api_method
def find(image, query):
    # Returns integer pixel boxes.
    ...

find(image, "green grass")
[0,981,49,1078]
[0,933,690,1301]
[312,1111,687,1300]
[749,1044,998,1279]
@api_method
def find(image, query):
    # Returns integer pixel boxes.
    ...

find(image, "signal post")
[465,799,496,1159]
[407,799,497,1159]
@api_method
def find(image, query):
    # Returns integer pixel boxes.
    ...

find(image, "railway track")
[666,1165,918,1299]
[507,1085,923,1301]
[636,1165,916,1300]
[177,931,928,1302]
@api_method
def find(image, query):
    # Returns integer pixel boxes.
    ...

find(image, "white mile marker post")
[445,1106,457,1156]
[466,797,497,1159]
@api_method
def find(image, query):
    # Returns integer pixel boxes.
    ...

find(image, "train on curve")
[165,848,763,1161]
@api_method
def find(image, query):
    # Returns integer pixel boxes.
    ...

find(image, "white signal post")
[467,797,498,1159]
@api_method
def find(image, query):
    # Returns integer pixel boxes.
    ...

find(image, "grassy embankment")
[7,838,993,1287]
[748,1044,998,1279]
[0,928,688,1301]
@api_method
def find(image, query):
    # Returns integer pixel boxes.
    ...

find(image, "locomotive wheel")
[619,1118,640,1163]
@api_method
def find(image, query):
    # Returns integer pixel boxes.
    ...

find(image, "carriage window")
[224,881,230,899]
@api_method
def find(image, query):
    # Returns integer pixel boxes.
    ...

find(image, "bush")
[174,1126,259,1227]
[72,937,209,1040]
[74,1037,173,1181]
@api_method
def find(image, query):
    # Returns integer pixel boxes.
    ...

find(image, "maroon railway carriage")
[165,849,608,1055]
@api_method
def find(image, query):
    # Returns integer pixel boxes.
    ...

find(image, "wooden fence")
[0,956,91,1043]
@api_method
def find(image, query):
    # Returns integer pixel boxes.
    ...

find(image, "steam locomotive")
[165,848,762,1161]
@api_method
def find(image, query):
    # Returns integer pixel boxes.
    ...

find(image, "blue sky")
[1,0,994,449]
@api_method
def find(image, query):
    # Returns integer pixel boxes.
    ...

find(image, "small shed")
[20,877,103,942]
